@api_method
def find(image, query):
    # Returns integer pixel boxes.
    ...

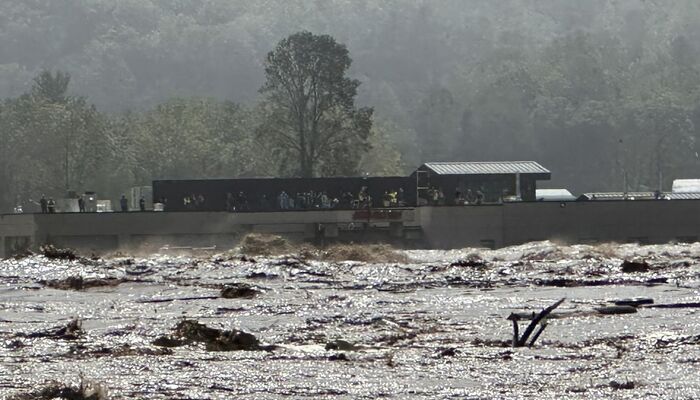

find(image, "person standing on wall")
[40,195,48,214]
[120,194,128,212]
[47,198,56,213]
[139,196,146,211]
[78,195,86,212]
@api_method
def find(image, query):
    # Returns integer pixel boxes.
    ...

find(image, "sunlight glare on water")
[2,241,700,398]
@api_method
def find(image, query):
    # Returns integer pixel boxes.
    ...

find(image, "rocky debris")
[621,259,650,273]
[18,318,83,340]
[39,245,78,260]
[10,379,108,400]
[40,276,124,291]
[220,283,260,299]
[153,319,268,351]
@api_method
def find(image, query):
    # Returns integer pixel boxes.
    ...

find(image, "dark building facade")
[153,176,415,212]
[153,161,552,211]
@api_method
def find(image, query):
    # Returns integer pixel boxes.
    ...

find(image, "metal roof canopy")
[420,161,551,178]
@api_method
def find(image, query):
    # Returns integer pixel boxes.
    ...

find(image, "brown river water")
[2,241,700,399]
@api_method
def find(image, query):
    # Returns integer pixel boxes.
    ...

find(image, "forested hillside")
[2,0,700,212]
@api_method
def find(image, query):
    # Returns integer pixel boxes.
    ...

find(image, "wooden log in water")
[642,302,700,309]
[509,305,637,320]
[508,310,577,320]
[515,298,565,347]
[613,298,654,307]
[594,305,638,315]
[528,321,548,347]
[137,295,219,303]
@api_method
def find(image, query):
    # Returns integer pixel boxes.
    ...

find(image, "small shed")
[413,161,551,203]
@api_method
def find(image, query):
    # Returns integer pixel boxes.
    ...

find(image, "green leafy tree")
[129,97,258,182]
[259,31,373,177]
[0,71,110,211]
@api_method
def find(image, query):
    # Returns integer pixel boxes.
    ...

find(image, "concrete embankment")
[2,200,700,257]
[0,209,420,257]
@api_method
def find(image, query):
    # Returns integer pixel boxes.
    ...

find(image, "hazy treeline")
[0,71,400,211]
[2,0,700,211]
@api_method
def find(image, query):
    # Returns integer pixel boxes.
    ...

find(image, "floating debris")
[620,259,650,273]
[613,297,654,307]
[450,255,486,268]
[609,380,636,390]
[154,319,269,351]
[220,283,259,299]
[9,378,108,400]
[71,343,173,358]
[18,318,83,340]
[327,353,349,361]
[325,339,358,351]
[40,276,124,291]
[39,245,78,260]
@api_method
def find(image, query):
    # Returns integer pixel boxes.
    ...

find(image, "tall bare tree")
[260,31,373,177]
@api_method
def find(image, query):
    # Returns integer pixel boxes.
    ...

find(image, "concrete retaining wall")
[421,200,700,249]
[0,209,419,257]
[1,201,699,257]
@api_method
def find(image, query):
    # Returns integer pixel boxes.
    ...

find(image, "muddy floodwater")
[2,241,700,399]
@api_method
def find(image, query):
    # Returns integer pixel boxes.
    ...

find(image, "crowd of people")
[30,194,147,213]
[421,187,488,206]
[214,186,408,212]
[173,185,499,212]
